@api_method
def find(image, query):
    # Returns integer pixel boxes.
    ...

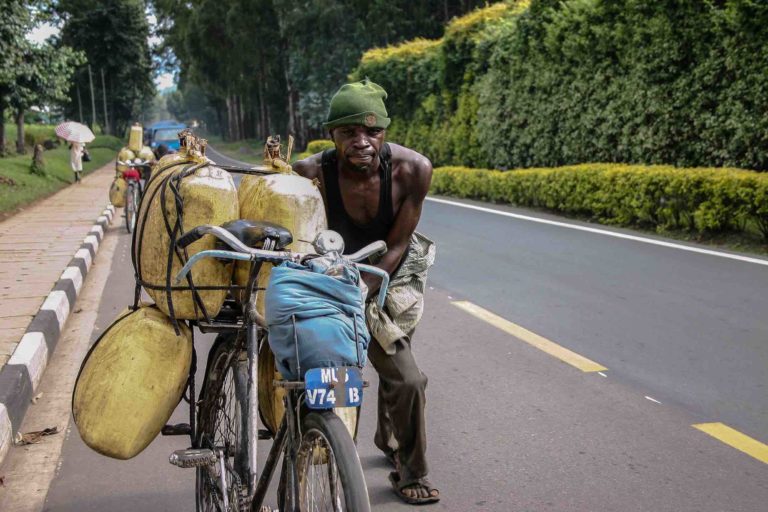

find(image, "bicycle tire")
[292,410,371,512]
[196,334,249,512]
[124,184,138,233]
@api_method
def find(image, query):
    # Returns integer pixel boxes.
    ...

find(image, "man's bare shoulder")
[388,143,432,191]
[389,143,431,171]
[293,152,323,180]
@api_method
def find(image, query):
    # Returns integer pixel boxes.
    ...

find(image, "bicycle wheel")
[196,334,248,512]
[294,410,370,512]
[124,183,138,233]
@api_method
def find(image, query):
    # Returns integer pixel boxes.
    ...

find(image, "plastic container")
[72,305,193,459]
[109,176,127,207]
[128,124,143,153]
[134,159,238,320]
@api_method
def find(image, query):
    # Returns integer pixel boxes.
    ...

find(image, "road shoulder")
[0,224,119,511]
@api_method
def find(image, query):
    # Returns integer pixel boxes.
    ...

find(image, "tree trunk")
[225,95,233,141]
[15,110,25,154]
[0,105,6,156]
[31,144,46,176]
[237,95,244,141]
[216,106,224,139]
[88,64,97,130]
[101,68,111,135]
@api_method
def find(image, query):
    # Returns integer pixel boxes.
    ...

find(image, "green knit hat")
[323,79,391,130]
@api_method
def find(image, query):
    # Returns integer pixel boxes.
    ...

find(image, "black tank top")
[321,143,394,254]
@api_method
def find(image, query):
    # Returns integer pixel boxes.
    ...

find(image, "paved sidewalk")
[0,162,117,466]
[0,164,114,365]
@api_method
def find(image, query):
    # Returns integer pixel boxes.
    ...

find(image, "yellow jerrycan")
[134,134,238,321]
[72,305,193,459]
[116,147,135,174]
[137,146,156,162]
[128,123,143,152]
[238,136,357,437]
[109,174,127,207]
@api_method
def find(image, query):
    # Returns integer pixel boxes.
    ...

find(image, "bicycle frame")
[182,228,388,511]
[191,246,297,511]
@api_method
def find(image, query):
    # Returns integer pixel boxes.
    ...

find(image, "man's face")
[331,125,385,172]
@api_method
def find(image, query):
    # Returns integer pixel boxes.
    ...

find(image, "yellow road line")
[452,301,607,373]
[693,423,768,464]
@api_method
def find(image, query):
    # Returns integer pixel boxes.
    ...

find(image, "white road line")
[426,197,768,267]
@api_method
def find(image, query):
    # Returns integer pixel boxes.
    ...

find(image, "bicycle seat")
[219,219,293,250]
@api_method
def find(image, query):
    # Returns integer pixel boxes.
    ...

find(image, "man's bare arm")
[292,153,322,180]
[363,155,432,295]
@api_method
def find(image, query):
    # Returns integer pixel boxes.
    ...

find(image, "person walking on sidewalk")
[294,79,439,505]
[70,141,84,183]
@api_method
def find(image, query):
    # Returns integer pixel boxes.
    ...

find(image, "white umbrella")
[55,121,95,143]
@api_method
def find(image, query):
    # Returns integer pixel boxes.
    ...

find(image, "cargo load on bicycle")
[74,130,381,510]
[72,305,193,459]
[133,131,239,321]
[265,259,370,381]
[108,174,127,207]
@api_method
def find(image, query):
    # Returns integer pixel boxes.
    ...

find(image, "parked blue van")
[147,120,187,151]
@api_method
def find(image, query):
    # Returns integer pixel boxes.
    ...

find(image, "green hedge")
[352,2,520,168]
[353,0,768,171]
[89,135,123,152]
[296,139,335,160]
[432,164,768,240]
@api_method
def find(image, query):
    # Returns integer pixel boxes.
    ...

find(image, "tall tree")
[0,1,34,155]
[153,0,493,144]
[57,0,154,136]
[9,44,84,153]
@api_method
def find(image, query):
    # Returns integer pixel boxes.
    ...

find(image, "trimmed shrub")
[432,164,768,240]
[306,139,335,154]
[353,2,523,168]
[352,0,768,171]
[296,139,336,160]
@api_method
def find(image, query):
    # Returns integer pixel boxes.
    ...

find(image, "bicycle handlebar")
[173,225,390,309]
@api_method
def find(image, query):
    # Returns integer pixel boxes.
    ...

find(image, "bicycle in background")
[116,159,150,233]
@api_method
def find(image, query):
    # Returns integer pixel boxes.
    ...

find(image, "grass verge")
[0,129,122,218]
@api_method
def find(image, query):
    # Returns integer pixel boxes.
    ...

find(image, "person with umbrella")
[55,121,95,183]
[70,141,85,183]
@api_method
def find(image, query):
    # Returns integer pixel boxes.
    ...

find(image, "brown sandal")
[389,471,440,505]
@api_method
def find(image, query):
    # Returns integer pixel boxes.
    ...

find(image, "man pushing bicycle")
[294,79,440,505]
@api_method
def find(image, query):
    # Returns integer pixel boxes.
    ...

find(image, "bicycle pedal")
[169,448,217,468]
[161,423,192,436]
[258,429,272,440]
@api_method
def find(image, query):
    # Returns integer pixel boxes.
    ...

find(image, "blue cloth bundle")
[265,261,370,380]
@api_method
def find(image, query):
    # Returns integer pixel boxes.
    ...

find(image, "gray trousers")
[367,335,429,482]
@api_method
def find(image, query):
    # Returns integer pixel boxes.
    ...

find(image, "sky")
[26,20,176,92]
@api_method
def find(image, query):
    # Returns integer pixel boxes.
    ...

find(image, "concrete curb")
[0,204,116,466]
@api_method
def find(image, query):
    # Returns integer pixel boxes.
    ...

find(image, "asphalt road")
[418,197,768,440]
[206,146,254,170]
[34,150,768,511]
[211,145,768,439]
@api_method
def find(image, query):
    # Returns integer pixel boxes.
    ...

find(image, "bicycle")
[116,159,150,233]
[165,221,389,512]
